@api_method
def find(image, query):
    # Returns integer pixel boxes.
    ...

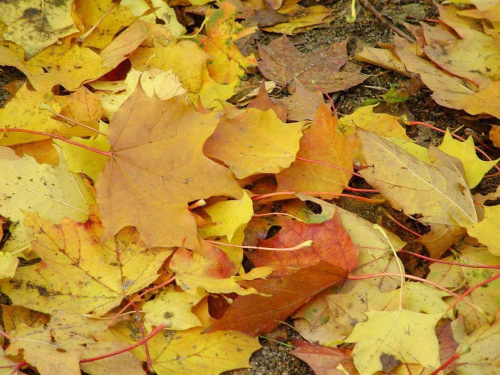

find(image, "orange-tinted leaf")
[96,87,242,249]
[205,261,347,335]
[258,35,366,92]
[248,81,287,122]
[248,211,358,271]
[291,340,357,375]
[276,103,357,196]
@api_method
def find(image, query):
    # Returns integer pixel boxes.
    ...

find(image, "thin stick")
[445,272,500,315]
[206,239,313,251]
[40,104,107,136]
[398,250,500,269]
[359,0,415,43]
[348,273,484,314]
[80,323,165,363]
[0,128,112,156]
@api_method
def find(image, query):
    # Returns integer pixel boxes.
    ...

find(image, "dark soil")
[1,1,499,374]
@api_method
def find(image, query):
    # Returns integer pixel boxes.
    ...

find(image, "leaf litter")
[0,0,499,374]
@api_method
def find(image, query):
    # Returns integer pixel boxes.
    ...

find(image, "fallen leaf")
[0,147,94,254]
[276,103,357,196]
[258,35,366,92]
[151,0,186,37]
[263,4,333,34]
[0,43,110,92]
[278,80,324,121]
[461,205,500,255]
[438,129,498,188]
[5,323,82,375]
[198,191,254,241]
[96,87,242,249]
[75,0,136,49]
[345,310,441,375]
[248,211,358,271]
[291,340,356,375]
[0,0,78,58]
[427,244,500,330]
[100,21,149,69]
[204,107,304,179]
[142,286,203,330]
[248,81,288,122]
[0,210,173,316]
[130,40,209,93]
[145,327,261,375]
[205,261,347,336]
[359,130,477,230]
[80,342,145,375]
[193,2,257,84]
[452,312,500,375]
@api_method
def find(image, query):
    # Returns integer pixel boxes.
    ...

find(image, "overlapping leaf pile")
[0,0,499,374]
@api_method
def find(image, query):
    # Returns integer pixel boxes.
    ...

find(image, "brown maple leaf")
[205,261,346,336]
[258,35,366,92]
[96,87,242,249]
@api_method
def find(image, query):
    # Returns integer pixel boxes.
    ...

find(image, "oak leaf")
[276,103,357,195]
[248,211,358,271]
[96,87,242,249]
[204,107,304,179]
[258,35,366,92]
[205,261,347,336]
[0,210,173,316]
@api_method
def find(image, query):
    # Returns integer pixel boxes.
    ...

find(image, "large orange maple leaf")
[96,87,242,249]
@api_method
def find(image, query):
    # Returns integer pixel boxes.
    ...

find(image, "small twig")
[359,0,415,43]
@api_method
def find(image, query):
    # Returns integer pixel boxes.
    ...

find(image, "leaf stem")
[80,323,166,363]
[40,104,107,136]
[445,271,500,318]
[398,250,500,268]
[295,156,363,178]
[206,239,313,251]
[379,207,422,237]
[108,276,176,328]
[0,128,112,156]
[348,272,484,315]
[251,191,385,204]
[130,302,153,372]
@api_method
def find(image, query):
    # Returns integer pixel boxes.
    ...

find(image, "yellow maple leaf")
[75,0,136,49]
[0,210,173,316]
[204,107,305,179]
[0,147,94,254]
[461,205,500,256]
[263,4,333,34]
[143,327,260,375]
[130,40,209,93]
[142,286,203,331]
[438,129,498,188]
[0,0,78,58]
[0,42,110,92]
[198,191,254,242]
[345,310,441,374]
